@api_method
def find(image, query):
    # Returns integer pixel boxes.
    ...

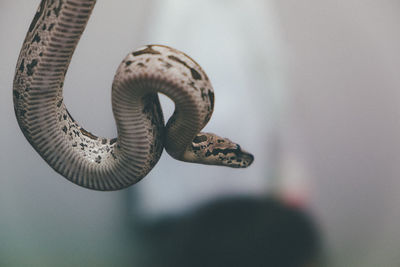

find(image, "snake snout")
[234,148,254,168]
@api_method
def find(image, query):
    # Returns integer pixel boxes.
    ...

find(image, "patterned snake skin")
[13,0,254,191]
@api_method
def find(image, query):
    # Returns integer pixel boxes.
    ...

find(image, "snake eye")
[193,135,208,143]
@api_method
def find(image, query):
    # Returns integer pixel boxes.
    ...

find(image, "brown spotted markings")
[13,0,254,191]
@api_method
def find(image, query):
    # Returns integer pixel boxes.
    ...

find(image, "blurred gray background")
[0,0,399,266]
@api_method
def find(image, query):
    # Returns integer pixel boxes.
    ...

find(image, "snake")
[13,0,254,191]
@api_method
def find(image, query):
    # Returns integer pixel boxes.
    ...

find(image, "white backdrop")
[1,0,400,266]
[274,0,400,266]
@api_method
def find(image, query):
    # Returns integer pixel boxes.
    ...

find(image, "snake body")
[13,0,254,191]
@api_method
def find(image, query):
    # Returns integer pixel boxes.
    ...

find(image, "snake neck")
[111,45,215,160]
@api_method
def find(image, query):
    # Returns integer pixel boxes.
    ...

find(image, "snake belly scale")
[13,0,254,191]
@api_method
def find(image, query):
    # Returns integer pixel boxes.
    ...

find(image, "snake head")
[183,133,254,168]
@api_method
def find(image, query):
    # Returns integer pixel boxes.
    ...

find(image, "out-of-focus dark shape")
[132,197,321,267]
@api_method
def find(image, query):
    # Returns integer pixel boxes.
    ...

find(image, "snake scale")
[13,0,254,191]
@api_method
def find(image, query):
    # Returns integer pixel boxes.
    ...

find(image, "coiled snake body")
[13,0,254,191]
